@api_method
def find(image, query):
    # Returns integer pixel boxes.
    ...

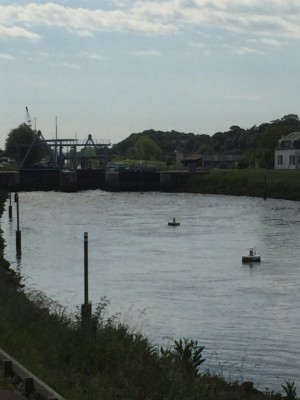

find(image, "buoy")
[242,248,261,263]
[168,217,180,227]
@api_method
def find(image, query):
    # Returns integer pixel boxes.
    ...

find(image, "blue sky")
[1,1,300,149]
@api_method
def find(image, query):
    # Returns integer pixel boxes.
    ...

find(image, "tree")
[5,124,47,167]
[260,148,274,168]
[134,136,162,161]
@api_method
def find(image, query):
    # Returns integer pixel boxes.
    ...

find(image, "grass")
[185,168,300,200]
[110,160,300,200]
[0,189,293,400]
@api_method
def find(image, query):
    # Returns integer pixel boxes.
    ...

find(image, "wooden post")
[15,193,21,254]
[81,232,91,320]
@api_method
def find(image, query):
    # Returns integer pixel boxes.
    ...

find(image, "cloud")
[74,29,94,37]
[0,24,40,41]
[248,37,283,46]
[1,1,300,44]
[132,0,300,42]
[79,52,106,60]
[0,52,15,60]
[0,3,178,36]
[62,62,81,70]
[224,44,265,55]
[130,49,161,56]
[51,62,81,70]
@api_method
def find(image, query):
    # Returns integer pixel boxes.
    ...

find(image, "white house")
[274,132,300,169]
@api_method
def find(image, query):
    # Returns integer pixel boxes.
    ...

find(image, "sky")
[1,0,300,149]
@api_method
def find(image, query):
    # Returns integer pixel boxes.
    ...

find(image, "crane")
[25,106,32,128]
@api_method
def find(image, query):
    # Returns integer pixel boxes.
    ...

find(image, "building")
[274,132,300,169]
[180,154,202,170]
[202,154,244,169]
[180,154,244,170]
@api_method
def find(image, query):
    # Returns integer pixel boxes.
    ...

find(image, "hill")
[111,114,300,168]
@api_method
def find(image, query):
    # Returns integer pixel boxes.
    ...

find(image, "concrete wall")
[0,169,195,192]
[105,170,160,191]
[60,171,78,192]
[77,169,105,190]
[19,170,60,191]
[0,172,19,191]
[160,171,192,192]
[105,171,119,191]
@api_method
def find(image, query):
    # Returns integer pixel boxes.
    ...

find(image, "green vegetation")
[0,190,294,400]
[5,124,47,167]
[183,169,300,201]
[282,380,298,400]
[2,113,300,170]
[111,114,300,167]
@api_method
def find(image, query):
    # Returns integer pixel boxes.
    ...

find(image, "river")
[2,190,300,391]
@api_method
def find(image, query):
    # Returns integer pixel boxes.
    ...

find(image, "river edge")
[0,190,290,400]
[2,168,300,200]
[183,169,300,201]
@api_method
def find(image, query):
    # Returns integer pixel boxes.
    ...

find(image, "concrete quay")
[0,169,206,192]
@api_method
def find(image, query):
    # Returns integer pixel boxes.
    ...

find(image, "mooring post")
[84,231,89,304]
[8,192,12,219]
[15,193,21,254]
[264,174,267,200]
[81,232,92,320]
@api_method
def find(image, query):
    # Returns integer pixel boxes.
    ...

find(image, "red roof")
[181,154,202,161]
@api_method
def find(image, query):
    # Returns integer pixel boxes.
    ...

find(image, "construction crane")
[25,106,32,128]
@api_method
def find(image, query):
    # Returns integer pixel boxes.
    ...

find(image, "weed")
[282,380,298,400]
[161,338,206,376]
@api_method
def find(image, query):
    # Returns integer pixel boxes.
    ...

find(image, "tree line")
[3,114,300,168]
[111,114,300,168]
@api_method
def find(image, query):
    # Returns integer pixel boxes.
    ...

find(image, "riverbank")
[184,169,300,200]
[0,190,290,399]
[1,168,300,199]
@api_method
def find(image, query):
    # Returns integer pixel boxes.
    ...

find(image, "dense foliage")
[111,114,300,167]
[5,123,48,167]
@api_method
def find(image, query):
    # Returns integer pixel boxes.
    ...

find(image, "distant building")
[180,154,202,171]
[202,155,244,169]
[0,156,15,164]
[180,154,244,170]
[274,132,300,169]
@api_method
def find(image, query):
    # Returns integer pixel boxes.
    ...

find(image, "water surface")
[2,191,300,391]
